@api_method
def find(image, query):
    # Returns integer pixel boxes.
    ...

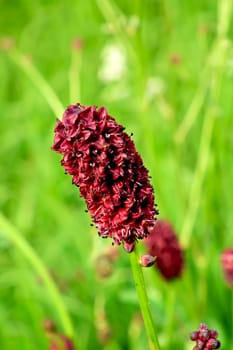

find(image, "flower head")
[190,323,221,349]
[144,219,184,280]
[221,248,233,287]
[98,44,126,82]
[52,103,158,250]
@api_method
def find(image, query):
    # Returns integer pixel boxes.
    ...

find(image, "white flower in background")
[145,77,165,101]
[98,44,127,82]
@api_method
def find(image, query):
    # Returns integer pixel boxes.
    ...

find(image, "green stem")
[9,49,64,116]
[130,247,161,350]
[174,67,209,144]
[180,0,232,248]
[164,286,175,350]
[180,107,214,248]
[175,0,233,145]
[231,290,233,349]
[0,212,74,338]
[69,47,82,104]
[95,0,136,61]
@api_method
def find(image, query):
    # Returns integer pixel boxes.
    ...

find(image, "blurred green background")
[0,0,233,349]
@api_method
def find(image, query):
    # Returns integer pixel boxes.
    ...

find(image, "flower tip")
[140,254,156,267]
[123,241,135,253]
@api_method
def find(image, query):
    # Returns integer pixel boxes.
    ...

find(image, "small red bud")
[72,38,84,51]
[190,331,199,341]
[209,330,218,338]
[170,53,181,65]
[140,254,156,267]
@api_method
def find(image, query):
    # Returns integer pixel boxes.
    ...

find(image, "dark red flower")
[144,219,184,280]
[190,324,221,349]
[52,103,158,250]
[221,248,233,287]
[50,335,74,350]
[43,319,75,350]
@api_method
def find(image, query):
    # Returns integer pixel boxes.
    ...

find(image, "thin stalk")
[231,290,233,350]
[164,286,176,350]
[217,0,233,38]
[0,212,74,338]
[174,67,209,144]
[9,49,64,116]
[69,44,82,104]
[95,0,137,62]
[175,0,233,144]
[130,247,161,350]
[180,108,214,248]
[180,0,232,248]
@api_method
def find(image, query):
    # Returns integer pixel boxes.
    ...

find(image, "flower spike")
[52,103,158,249]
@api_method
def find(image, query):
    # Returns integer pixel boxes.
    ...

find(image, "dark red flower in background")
[144,219,184,280]
[50,336,74,350]
[43,319,75,350]
[190,323,221,349]
[52,103,158,251]
[221,248,233,287]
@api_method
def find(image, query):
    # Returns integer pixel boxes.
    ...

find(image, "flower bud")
[140,254,156,267]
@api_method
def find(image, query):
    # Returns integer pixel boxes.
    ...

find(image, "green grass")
[0,0,233,349]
